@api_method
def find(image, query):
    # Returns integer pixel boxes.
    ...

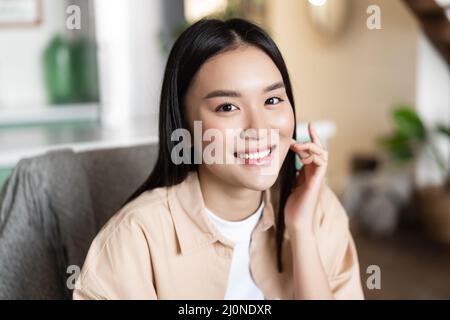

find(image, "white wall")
[94,0,184,128]
[0,0,66,110]
[415,33,450,187]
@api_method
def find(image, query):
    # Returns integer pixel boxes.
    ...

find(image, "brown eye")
[265,97,283,105]
[216,104,238,112]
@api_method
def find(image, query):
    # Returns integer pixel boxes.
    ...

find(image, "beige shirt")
[73,170,364,300]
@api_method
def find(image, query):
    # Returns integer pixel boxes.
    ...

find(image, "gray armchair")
[0,143,158,299]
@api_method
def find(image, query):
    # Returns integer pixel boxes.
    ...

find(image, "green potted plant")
[379,106,450,243]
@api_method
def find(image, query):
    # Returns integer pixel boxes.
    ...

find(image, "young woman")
[73,18,364,300]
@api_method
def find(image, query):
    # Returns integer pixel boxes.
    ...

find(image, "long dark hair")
[126,18,297,272]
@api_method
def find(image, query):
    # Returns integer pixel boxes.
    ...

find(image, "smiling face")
[184,45,295,191]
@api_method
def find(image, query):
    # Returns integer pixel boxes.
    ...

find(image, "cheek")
[199,120,233,157]
[269,107,295,164]
[201,115,243,148]
[270,106,295,139]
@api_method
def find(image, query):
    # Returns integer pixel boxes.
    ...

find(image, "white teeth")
[237,148,271,160]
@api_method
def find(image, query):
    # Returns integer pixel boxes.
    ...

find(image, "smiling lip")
[234,145,276,166]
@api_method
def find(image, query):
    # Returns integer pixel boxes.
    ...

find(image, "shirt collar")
[169,170,277,255]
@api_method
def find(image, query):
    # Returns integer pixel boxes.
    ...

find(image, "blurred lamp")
[308,0,327,6]
[307,0,349,37]
[184,0,227,23]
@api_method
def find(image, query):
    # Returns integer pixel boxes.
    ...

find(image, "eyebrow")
[263,81,285,93]
[203,81,285,99]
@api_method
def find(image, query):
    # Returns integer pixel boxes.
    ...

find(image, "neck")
[197,167,262,222]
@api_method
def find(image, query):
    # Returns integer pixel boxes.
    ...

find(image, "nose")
[240,108,269,141]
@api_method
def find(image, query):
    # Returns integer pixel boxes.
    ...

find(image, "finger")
[312,154,326,166]
[301,153,327,166]
[300,155,314,165]
[298,150,309,159]
[308,122,323,148]
[291,142,325,157]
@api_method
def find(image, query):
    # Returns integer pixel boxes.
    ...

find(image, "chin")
[236,171,279,191]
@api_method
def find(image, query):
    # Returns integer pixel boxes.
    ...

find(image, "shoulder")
[75,185,180,298]
[314,184,352,271]
[79,185,176,275]
[317,183,349,230]
[96,186,173,242]
[316,184,364,298]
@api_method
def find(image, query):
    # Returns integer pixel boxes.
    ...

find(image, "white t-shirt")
[205,201,265,300]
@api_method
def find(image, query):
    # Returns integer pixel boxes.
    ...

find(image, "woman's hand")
[285,122,328,235]
[285,122,333,299]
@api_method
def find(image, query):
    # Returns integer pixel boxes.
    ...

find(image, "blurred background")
[0,0,449,299]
